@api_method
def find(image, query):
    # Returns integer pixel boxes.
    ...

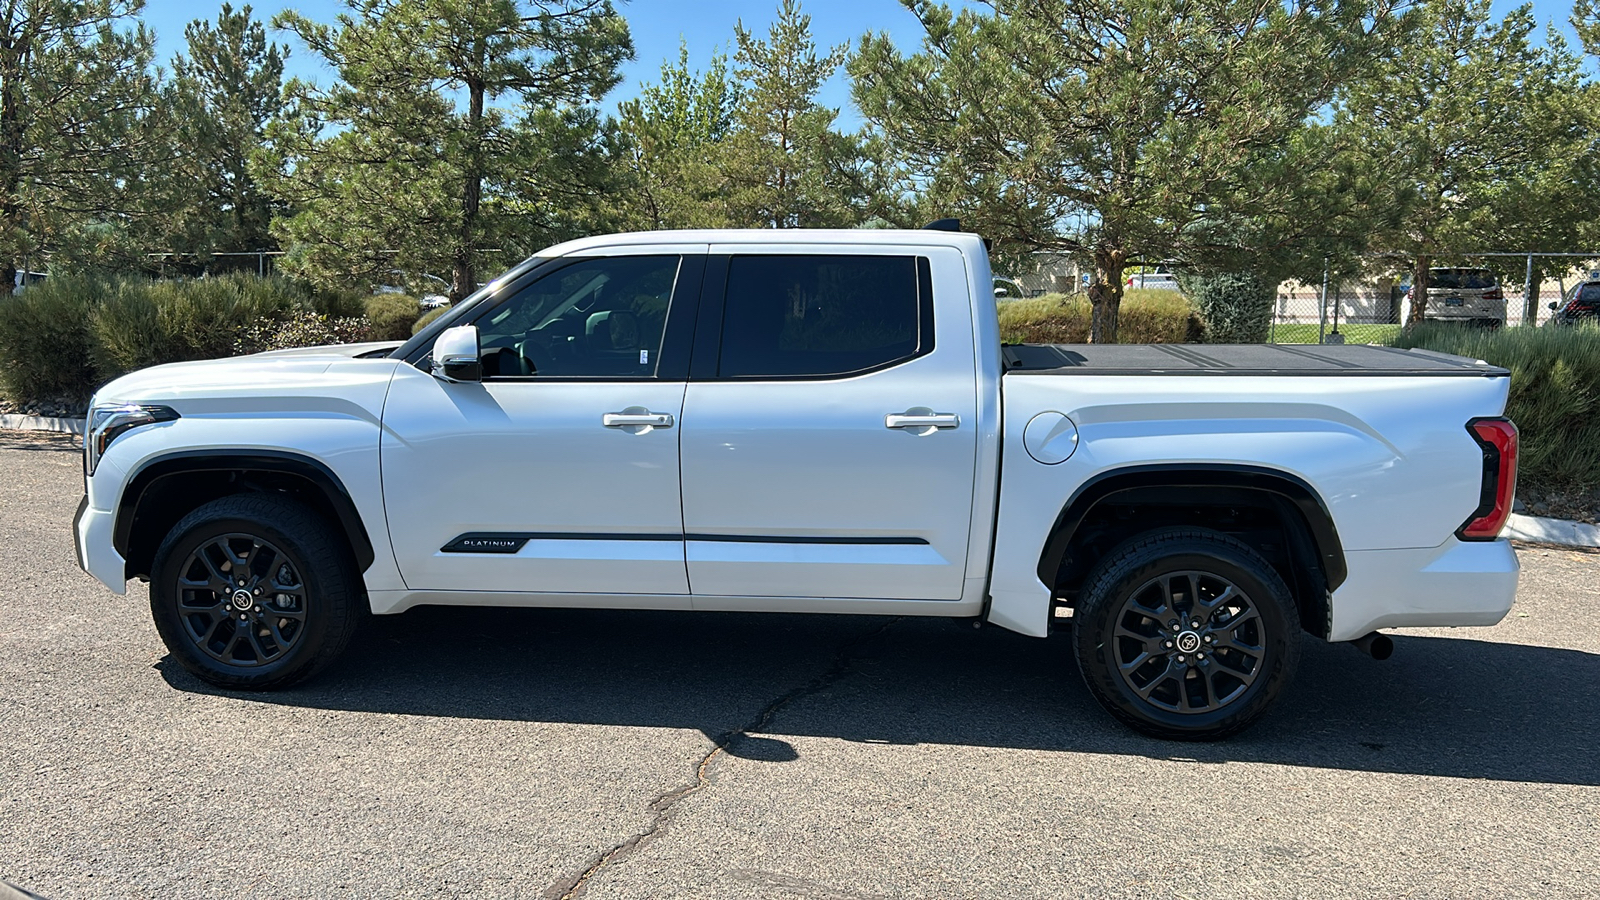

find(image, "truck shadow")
[158,606,1600,786]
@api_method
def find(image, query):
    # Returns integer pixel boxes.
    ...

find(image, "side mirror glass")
[1548,302,1559,311]
[432,324,482,383]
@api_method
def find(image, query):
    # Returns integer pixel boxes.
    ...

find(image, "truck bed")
[1001,343,1508,377]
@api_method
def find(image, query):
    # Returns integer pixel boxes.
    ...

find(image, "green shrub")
[0,275,102,402]
[412,306,450,335]
[159,275,303,361]
[998,289,1200,344]
[310,286,369,319]
[1181,272,1274,343]
[365,294,421,341]
[234,312,372,355]
[89,281,182,379]
[1389,323,1600,492]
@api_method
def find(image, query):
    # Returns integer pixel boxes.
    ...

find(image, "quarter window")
[717,255,933,378]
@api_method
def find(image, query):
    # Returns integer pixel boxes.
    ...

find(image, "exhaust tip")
[1351,632,1394,661]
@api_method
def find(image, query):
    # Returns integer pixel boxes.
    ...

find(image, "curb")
[0,414,84,436]
[1504,513,1600,549]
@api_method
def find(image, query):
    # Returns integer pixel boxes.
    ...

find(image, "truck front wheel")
[1072,529,1301,740]
[149,494,363,690]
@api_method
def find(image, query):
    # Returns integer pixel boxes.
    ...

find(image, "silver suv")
[1403,267,1505,327]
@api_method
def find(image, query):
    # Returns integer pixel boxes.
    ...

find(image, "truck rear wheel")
[149,494,363,690]
[1072,528,1300,740]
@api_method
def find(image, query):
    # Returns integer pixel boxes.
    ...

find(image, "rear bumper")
[73,496,127,595]
[1328,538,1518,641]
[1421,299,1505,321]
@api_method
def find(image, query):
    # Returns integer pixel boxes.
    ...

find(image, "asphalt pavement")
[2,431,1596,898]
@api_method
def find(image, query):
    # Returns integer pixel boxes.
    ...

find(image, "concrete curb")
[0,413,84,436]
[1505,513,1600,549]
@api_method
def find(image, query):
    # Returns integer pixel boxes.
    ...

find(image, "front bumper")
[1329,538,1518,641]
[73,496,127,595]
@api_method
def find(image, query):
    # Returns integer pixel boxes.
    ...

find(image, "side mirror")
[994,287,1008,298]
[1548,302,1559,311]
[431,324,482,382]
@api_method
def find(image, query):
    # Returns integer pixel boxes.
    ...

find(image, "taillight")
[1458,417,1518,540]
[1482,287,1503,301]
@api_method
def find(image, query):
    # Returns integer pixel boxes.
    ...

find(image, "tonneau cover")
[1001,343,1508,377]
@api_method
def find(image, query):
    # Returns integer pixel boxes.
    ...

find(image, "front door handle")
[603,411,674,428]
[885,412,960,430]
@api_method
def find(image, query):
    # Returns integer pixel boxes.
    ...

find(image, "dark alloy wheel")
[1073,528,1301,740]
[174,533,309,668]
[1110,569,1265,714]
[150,494,363,690]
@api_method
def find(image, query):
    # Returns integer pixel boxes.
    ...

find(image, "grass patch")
[1388,323,1600,493]
[998,290,1200,344]
[1270,323,1402,345]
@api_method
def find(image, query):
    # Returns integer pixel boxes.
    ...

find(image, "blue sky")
[140,0,1589,129]
[139,0,951,127]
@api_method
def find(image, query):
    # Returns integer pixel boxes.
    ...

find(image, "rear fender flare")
[1036,464,1347,592]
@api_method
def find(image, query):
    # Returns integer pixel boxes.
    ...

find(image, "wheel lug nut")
[1164,641,1174,649]
[254,606,262,613]
[1171,623,1181,631]
[1190,621,1201,629]
[254,587,262,595]
[1176,655,1186,663]
[1203,635,1213,643]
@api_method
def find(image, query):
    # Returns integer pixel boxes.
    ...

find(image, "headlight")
[85,404,179,476]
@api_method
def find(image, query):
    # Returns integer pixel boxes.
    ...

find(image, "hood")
[94,347,405,409]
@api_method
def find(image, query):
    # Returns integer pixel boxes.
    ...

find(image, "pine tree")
[267,0,632,299]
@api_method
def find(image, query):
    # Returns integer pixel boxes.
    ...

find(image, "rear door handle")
[885,412,960,429]
[603,411,674,428]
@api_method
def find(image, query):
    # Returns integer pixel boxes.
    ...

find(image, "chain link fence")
[1270,253,1600,343]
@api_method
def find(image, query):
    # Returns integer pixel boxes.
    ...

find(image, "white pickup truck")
[73,227,1521,739]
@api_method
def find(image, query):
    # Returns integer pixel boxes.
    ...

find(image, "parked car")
[993,276,1025,299]
[73,227,1519,741]
[1546,280,1600,326]
[1402,267,1505,327]
[375,271,452,309]
[1125,270,1181,292]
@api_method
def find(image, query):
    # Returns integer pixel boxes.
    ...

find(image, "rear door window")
[717,255,933,378]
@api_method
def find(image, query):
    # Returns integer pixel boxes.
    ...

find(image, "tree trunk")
[1524,262,1545,326]
[454,78,485,303]
[1407,254,1431,330]
[1088,249,1127,343]
[0,28,28,298]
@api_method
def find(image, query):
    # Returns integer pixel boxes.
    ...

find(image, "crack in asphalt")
[543,617,902,900]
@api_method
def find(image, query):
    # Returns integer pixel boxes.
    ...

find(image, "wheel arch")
[115,450,376,581]
[1037,464,1346,639]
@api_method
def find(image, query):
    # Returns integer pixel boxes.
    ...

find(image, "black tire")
[150,494,364,690]
[1073,528,1301,740]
